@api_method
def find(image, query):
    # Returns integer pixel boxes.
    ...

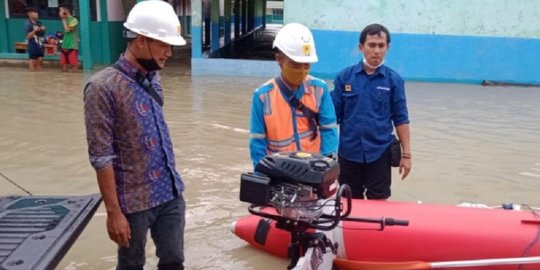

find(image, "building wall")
[286,0,540,38]
[285,0,540,84]
[265,0,283,24]
[253,0,265,26]
[0,0,127,65]
[2,19,125,64]
[191,0,267,59]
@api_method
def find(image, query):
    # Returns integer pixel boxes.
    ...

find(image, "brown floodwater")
[1,64,539,270]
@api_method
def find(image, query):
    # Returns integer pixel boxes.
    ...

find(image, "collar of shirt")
[354,60,389,78]
[276,75,309,99]
[116,54,158,83]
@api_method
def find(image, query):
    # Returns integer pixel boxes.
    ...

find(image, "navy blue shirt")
[24,19,44,55]
[331,62,409,163]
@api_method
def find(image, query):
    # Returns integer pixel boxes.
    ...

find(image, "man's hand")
[326,153,337,160]
[106,210,131,247]
[399,156,411,180]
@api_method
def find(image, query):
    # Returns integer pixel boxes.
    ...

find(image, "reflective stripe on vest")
[259,77,322,154]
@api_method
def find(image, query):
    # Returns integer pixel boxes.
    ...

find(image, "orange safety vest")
[260,77,324,154]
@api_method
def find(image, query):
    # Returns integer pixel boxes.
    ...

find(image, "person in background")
[59,4,79,72]
[331,23,411,200]
[249,23,338,167]
[24,6,46,71]
[83,1,187,269]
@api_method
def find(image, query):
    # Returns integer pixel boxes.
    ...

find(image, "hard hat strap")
[275,77,319,141]
[113,63,164,107]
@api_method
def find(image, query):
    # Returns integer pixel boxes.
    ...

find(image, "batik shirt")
[84,56,184,214]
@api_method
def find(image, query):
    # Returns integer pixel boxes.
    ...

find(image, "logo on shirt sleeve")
[345,84,352,92]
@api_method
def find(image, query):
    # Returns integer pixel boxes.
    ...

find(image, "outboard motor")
[240,152,353,270]
[239,152,408,270]
[240,152,340,222]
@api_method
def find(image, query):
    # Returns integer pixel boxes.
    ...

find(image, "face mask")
[135,38,162,71]
[362,58,384,70]
[136,57,161,71]
[282,63,309,87]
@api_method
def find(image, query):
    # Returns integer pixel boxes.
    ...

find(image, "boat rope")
[0,172,33,196]
[520,205,540,270]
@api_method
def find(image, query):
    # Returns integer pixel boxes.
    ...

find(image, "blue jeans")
[117,195,185,270]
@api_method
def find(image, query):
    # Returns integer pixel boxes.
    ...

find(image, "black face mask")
[132,38,162,71]
[136,57,161,71]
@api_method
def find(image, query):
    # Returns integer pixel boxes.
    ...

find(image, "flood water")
[1,64,540,270]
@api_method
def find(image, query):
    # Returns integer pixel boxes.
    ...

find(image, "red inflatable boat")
[233,199,540,270]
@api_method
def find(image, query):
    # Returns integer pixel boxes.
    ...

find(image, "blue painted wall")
[311,29,540,84]
[254,16,264,28]
[191,0,540,84]
[287,0,540,84]
[192,26,203,58]
[285,0,540,38]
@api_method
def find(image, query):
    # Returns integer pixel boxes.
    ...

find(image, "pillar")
[191,0,202,58]
[210,0,220,52]
[262,0,266,28]
[233,0,239,39]
[242,0,247,35]
[79,0,93,70]
[224,0,231,45]
[204,1,210,46]
[0,0,8,52]
[100,0,111,63]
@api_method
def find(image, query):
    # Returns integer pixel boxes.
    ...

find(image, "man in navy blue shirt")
[24,6,46,71]
[331,23,411,199]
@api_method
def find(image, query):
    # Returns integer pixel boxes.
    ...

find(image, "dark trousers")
[338,147,392,199]
[117,195,185,270]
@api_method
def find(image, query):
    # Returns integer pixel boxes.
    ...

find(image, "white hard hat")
[124,0,186,46]
[273,23,318,63]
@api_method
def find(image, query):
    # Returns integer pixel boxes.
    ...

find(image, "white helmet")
[273,23,318,63]
[124,0,186,46]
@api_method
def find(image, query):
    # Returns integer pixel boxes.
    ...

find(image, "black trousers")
[338,146,392,199]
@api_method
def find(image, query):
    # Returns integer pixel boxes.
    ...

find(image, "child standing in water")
[24,6,46,71]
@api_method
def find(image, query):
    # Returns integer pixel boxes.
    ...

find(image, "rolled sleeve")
[84,81,116,170]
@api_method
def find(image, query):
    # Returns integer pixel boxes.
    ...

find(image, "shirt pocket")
[342,92,360,116]
[370,88,391,115]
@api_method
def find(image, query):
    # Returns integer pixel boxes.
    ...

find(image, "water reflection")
[0,66,539,270]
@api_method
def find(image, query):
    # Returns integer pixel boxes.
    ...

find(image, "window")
[8,0,79,20]
[272,9,283,16]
